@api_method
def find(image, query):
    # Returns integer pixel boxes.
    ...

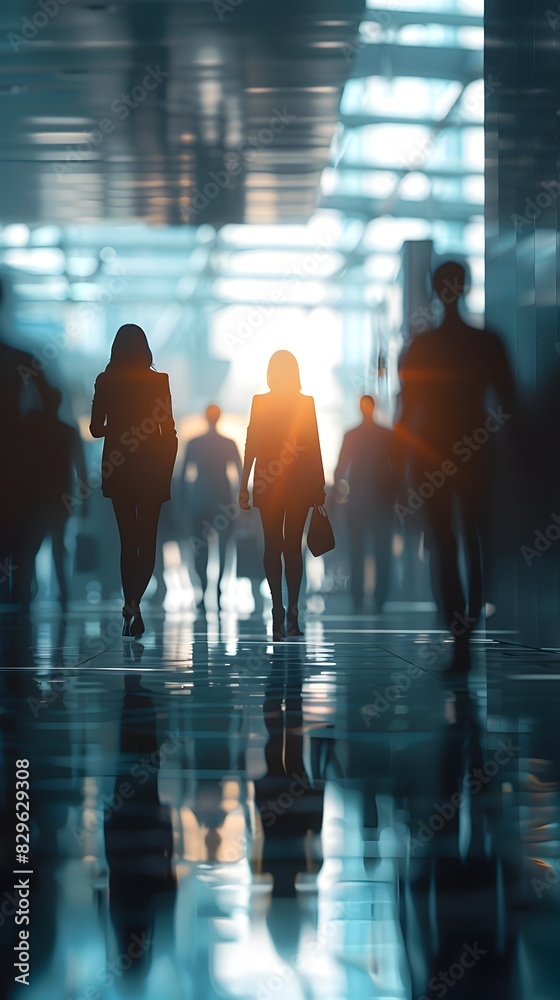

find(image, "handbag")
[307,505,335,557]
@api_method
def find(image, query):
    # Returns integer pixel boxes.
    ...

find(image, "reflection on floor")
[0,608,559,999]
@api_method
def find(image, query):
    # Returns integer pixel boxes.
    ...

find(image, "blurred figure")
[401,688,521,1000]
[104,674,176,988]
[181,403,241,611]
[253,645,324,955]
[235,507,265,615]
[396,262,515,669]
[0,277,50,606]
[334,395,395,613]
[239,351,325,639]
[90,324,177,637]
[18,386,87,611]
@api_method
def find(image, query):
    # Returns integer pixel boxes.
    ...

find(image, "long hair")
[267,350,301,393]
[106,324,153,371]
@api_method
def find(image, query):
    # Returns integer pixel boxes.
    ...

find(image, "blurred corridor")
[1,0,560,996]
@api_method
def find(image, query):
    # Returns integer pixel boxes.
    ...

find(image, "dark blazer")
[90,368,177,503]
[182,431,241,515]
[244,391,325,509]
[334,421,396,508]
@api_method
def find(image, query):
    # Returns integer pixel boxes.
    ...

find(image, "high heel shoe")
[271,605,286,641]
[122,607,132,638]
[130,609,145,637]
[286,608,303,636]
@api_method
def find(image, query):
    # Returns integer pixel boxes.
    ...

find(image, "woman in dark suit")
[90,325,178,636]
[239,351,325,639]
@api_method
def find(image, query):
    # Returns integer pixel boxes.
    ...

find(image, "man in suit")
[182,404,242,610]
[27,386,87,610]
[396,260,515,668]
[334,395,395,614]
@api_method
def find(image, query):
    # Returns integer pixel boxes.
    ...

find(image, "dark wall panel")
[486,0,560,648]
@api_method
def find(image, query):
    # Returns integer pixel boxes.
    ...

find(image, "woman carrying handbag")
[239,350,328,640]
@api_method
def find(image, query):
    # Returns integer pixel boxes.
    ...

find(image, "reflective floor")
[1,607,559,999]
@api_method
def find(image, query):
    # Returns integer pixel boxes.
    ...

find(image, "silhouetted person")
[396,262,515,669]
[239,351,325,639]
[334,395,395,613]
[235,506,265,614]
[181,404,241,610]
[104,674,176,987]
[0,277,50,605]
[254,645,324,956]
[402,689,520,1000]
[18,386,87,611]
[90,324,178,636]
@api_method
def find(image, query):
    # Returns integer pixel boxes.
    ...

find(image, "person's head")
[266,350,301,394]
[359,395,375,420]
[107,324,153,370]
[205,403,221,427]
[43,385,62,416]
[433,261,467,309]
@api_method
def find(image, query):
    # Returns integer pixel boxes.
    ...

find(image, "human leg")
[372,508,393,611]
[192,515,209,599]
[217,522,232,608]
[461,494,484,624]
[51,513,69,609]
[258,504,285,609]
[111,499,139,612]
[136,501,162,604]
[426,493,466,633]
[347,507,366,612]
[284,501,310,628]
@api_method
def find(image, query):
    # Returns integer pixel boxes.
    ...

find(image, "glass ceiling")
[0,0,484,469]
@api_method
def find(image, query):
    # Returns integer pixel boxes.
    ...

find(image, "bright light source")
[4,247,65,273]
[2,224,30,247]
[67,258,99,278]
